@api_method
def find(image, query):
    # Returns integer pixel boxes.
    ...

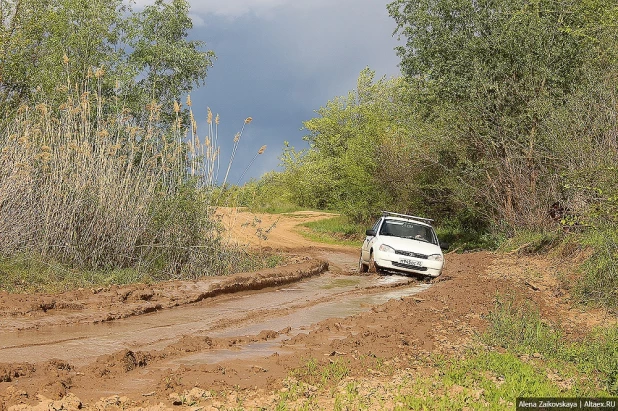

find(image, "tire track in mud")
[0,258,329,333]
[0,267,426,367]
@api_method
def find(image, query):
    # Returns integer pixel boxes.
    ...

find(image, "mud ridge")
[0,258,329,332]
[187,259,329,304]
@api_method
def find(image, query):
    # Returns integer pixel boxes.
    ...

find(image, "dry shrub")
[0,79,222,277]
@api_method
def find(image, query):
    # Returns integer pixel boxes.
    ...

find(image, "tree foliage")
[124,0,214,123]
[269,69,414,221]
[253,0,618,237]
[387,0,618,231]
[0,0,213,124]
[0,0,124,109]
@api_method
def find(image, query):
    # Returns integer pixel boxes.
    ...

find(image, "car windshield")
[379,219,437,244]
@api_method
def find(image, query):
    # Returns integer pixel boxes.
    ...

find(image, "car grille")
[395,250,428,259]
[392,262,428,271]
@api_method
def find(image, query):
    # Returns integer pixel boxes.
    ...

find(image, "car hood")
[378,236,442,255]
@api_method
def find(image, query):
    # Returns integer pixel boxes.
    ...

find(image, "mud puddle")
[165,281,431,367]
[0,273,429,367]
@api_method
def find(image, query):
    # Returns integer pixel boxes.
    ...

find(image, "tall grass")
[0,66,262,282]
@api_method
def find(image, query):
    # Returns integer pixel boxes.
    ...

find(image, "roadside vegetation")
[0,0,275,292]
[233,0,618,313]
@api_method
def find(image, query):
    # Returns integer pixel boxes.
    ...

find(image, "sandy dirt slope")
[214,207,351,251]
[0,209,613,410]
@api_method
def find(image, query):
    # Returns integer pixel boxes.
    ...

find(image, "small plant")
[320,360,350,386]
[289,357,350,388]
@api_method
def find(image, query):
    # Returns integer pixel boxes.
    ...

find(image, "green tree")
[124,0,214,123]
[0,0,213,127]
[270,69,413,221]
[0,0,125,109]
[387,0,610,230]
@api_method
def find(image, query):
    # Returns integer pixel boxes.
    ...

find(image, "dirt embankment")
[0,256,328,333]
[0,209,613,410]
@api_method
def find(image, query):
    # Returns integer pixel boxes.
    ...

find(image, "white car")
[359,212,448,277]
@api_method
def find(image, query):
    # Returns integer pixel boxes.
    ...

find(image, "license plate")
[400,259,421,267]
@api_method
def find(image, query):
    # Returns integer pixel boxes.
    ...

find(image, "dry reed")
[0,69,250,279]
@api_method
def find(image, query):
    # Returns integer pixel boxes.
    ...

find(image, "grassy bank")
[0,251,286,294]
[498,227,618,313]
[261,297,616,410]
[295,216,365,247]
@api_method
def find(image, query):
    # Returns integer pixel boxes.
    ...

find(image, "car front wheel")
[368,252,379,274]
[358,255,368,273]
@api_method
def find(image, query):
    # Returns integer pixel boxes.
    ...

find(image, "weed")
[497,230,563,254]
[483,294,563,353]
[289,358,350,389]
[321,360,350,385]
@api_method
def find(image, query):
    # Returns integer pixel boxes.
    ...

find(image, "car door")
[361,218,382,261]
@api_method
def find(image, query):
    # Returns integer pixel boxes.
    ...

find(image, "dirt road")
[0,209,608,410]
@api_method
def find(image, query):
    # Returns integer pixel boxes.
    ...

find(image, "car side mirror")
[440,242,450,251]
[366,229,376,236]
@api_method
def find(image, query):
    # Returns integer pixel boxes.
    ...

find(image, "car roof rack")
[381,211,434,224]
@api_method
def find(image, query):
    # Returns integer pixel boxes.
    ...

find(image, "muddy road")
[0,209,608,410]
[0,258,427,367]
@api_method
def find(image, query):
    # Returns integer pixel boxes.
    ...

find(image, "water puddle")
[0,273,430,367]
[164,281,430,367]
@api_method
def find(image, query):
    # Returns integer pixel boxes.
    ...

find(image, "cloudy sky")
[136,0,403,184]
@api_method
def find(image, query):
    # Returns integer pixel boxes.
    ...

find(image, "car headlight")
[427,254,443,261]
[379,244,395,253]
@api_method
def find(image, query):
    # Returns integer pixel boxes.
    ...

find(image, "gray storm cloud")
[128,0,402,184]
